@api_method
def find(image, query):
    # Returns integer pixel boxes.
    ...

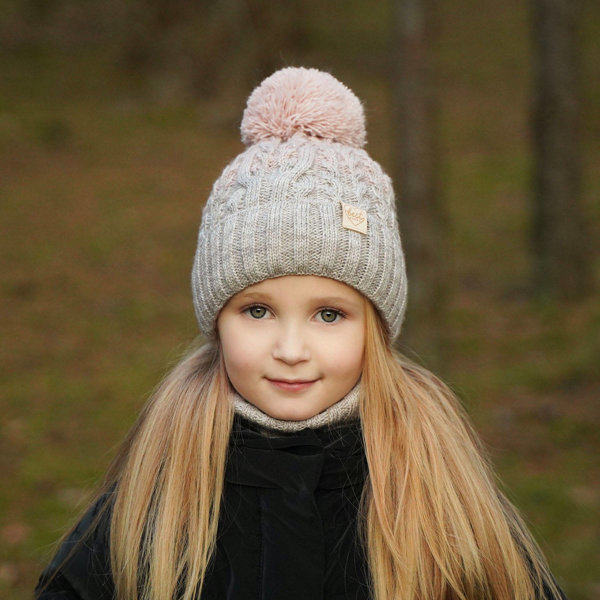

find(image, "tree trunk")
[390,0,445,367]
[531,0,589,298]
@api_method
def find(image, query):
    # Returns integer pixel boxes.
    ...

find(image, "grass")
[1,2,599,597]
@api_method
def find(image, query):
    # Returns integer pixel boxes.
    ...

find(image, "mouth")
[265,378,318,392]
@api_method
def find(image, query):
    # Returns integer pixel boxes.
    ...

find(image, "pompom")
[241,67,366,149]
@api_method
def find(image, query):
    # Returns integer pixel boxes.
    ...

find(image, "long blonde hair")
[360,299,561,599]
[106,342,233,600]
[88,300,559,600]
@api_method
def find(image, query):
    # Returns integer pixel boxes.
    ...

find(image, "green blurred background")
[1,1,598,598]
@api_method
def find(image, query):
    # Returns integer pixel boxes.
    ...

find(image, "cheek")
[220,324,266,379]
[335,349,364,379]
[221,350,254,396]
[222,343,252,377]
[322,329,365,378]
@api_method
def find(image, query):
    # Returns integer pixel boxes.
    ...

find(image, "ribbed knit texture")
[191,68,407,340]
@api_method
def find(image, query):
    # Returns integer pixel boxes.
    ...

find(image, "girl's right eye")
[244,305,269,319]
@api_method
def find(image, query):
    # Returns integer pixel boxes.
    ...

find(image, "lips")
[266,378,317,392]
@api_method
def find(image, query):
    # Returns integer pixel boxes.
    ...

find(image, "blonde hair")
[106,342,233,600]
[71,301,560,600]
[360,299,561,599]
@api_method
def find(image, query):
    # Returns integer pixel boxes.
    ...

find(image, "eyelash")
[242,304,346,324]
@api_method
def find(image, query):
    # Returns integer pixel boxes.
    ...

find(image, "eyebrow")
[232,292,270,302]
[311,296,362,308]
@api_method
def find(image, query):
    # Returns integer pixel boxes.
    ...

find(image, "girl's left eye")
[244,306,269,319]
[317,309,343,323]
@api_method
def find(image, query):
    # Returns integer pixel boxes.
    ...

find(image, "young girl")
[36,67,566,600]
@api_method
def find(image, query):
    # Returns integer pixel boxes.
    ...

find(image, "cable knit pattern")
[232,383,360,432]
[191,67,407,340]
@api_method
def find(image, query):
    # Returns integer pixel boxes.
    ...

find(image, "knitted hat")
[192,67,407,340]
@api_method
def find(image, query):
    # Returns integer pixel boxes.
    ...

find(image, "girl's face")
[217,275,365,421]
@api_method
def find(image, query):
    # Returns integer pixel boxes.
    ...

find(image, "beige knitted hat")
[192,67,407,340]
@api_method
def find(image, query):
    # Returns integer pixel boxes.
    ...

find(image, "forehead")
[232,275,364,303]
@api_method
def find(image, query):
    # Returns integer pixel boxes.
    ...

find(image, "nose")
[272,322,310,365]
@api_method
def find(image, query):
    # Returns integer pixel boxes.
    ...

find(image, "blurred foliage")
[0,1,599,598]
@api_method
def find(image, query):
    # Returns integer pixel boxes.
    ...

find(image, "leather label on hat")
[341,202,368,234]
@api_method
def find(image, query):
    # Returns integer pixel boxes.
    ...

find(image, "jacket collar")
[227,415,366,492]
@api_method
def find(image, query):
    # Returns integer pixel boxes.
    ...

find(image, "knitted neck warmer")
[232,383,360,432]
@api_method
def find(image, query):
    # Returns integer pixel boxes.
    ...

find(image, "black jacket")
[36,417,370,600]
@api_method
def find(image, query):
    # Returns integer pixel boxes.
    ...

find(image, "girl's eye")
[317,309,342,323]
[245,305,269,319]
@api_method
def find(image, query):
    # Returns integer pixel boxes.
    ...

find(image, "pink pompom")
[241,67,366,149]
